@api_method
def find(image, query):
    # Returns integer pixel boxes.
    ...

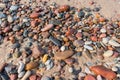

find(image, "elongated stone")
[21,70,31,80]
[41,24,54,31]
[108,39,120,47]
[55,50,74,60]
[49,36,62,47]
[25,61,39,70]
[18,61,25,73]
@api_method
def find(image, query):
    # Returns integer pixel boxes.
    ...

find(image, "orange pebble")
[99,17,106,22]
[90,36,97,42]
[84,75,96,80]
[90,65,117,80]
[107,45,114,50]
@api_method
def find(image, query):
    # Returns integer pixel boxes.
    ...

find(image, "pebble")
[30,12,40,19]
[57,5,70,12]
[41,24,54,31]
[68,67,74,73]
[84,67,92,74]
[12,25,20,31]
[108,39,120,47]
[32,45,44,59]
[9,74,17,80]
[21,70,31,80]
[102,37,109,44]
[78,11,85,18]
[0,3,6,8]
[84,45,93,50]
[55,50,74,60]
[25,61,39,70]
[84,75,96,80]
[10,5,18,11]
[49,36,62,47]
[18,71,25,78]
[17,61,25,73]
[42,54,49,63]
[0,62,6,72]
[96,75,102,80]
[41,76,51,80]
[112,66,118,72]
[100,28,106,33]
[103,50,113,57]
[60,46,66,51]
[11,42,20,49]
[73,40,84,47]
[0,13,6,18]
[29,75,37,80]
[7,15,13,23]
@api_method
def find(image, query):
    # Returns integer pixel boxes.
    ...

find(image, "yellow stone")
[42,54,48,63]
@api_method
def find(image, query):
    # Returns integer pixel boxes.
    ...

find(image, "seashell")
[108,39,120,47]
[41,24,54,32]
[25,61,39,70]
[18,61,25,73]
[97,75,102,80]
[84,45,93,50]
[103,50,113,58]
[18,71,25,78]
[55,50,74,60]
[21,70,31,80]
[90,65,117,80]
[84,75,96,80]
[42,54,48,63]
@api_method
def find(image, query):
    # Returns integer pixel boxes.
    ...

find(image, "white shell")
[60,46,66,51]
[21,70,31,80]
[97,75,102,80]
[103,50,113,57]
[18,71,25,78]
[18,61,25,73]
[108,39,120,47]
[84,45,93,50]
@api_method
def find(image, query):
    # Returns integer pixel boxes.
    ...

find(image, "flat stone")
[103,50,113,57]
[10,5,18,11]
[55,50,74,60]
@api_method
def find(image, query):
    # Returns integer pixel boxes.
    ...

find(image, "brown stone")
[58,5,70,12]
[64,58,75,65]
[30,12,40,19]
[84,75,96,80]
[32,45,44,59]
[41,24,54,32]
[29,74,37,80]
[55,50,74,60]
[25,61,39,70]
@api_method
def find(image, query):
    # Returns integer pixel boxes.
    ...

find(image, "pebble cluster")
[0,0,120,80]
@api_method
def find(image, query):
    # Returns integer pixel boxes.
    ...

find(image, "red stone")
[84,75,96,80]
[30,12,40,19]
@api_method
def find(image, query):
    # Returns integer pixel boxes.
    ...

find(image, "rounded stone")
[103,50,113,58]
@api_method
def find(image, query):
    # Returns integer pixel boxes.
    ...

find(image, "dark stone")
[78,11,85,18]
[11,42,20,49]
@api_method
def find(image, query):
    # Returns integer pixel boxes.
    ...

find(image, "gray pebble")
[18,71,25,78]
[12,25,20,31]
[10,5,18,11]
[11,42,20,49]
[41,76,51,80]
[0,13,6,18]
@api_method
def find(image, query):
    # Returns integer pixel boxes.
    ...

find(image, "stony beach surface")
[0,0,120,80]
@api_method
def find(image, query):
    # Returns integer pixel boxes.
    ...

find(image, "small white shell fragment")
[108,39,120,47]
[18,61,25,73]
[112,66,118,72]
[103,50,113,57]
[100,28,106,33]
[68,67,74,73]
[97,75,102,80]
[60,46,66,51]
[21,70,31,80]
[84,45,93,50]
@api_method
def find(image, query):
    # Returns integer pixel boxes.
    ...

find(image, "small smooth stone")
[79,72,86,77]
[41,24,54,32]
[103,50,113,58]
[21,70,31,80]
[108,39,120,47]
[30,12,39,19]
[41,76,51,80]
[60,46,66,51]
[49,36,62,47]
[85,41,92,45]
[55,50,74,60]
[0,13,6,18]
[7,15,13,23]
[84,75,96,80]
[46,61,54,70]
[73,40,84,47]
[10,5,18,11]
[102,38,109,44]
[112,66,118,72]
[115,47,120,53]
[64,58,74,65]
[18,71,25,78]
[97,75,102,80]
[22,18,28,22]
[0,62,6,72]
[9,74,17,80]
[25,61,39,70]
[17,61,25,73]
[68,67,74,73]
[78,11,85,18]
[29,75,37,80]
[0,74,9,80]
[100,28,106,33]
[12,25,20,31]
[84,45,93,50]
[84,67,92,74]
[0,3,6,8]
[42,54,48,63]
[57,5,70,12]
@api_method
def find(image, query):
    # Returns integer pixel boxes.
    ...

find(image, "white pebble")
[112,66,118,72]
[21,70,31,80]
[103,50,113,57]
[100,28,106,33]
[97,75,102,80]
[68,67,74,73]
[102,37,109,44]
[108,39,120,47]
[7,15,13,23]
[60,46,66,51]
[85,41,92,45]
[18,71,25,78]
[18,61,25,73]
[84,67,92,74]
[84,45,93,50]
